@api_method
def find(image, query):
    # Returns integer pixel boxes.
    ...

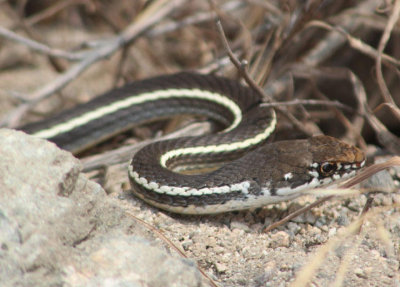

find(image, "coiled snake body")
[21,73,365,214]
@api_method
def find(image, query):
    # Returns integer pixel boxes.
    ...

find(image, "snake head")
[307,135,365,181]
[263,135,365,198]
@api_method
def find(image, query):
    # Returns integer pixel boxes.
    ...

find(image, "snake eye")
[320,162,337,176]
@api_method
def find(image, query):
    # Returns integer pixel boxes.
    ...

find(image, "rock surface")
[0,129,204,287]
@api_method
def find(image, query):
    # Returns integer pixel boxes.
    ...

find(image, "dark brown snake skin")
[19,73,365,214]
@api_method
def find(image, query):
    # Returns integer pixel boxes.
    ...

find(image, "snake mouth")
[273,159,366,198]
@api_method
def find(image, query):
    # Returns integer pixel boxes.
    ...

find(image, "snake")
[20,72,365,214]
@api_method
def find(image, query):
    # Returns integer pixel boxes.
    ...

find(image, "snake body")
[20,73,365,214]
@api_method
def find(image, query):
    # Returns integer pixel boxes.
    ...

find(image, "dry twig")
[375,0,400,105]
[260,98,356,114]
[0,26,86,61]
[1,0,186,128]
[24,0,93,27]
[307,20,400,68]
[216,20,314,137]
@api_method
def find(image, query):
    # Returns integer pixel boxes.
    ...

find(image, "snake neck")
[129,135,365,214]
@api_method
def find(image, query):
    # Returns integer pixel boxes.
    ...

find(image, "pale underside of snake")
[20,72,365,214]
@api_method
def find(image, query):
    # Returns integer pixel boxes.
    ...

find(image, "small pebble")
[287,222,301,235]
[214,262,228,273]
[291,211,316,224]
[328,227,337,238]
[336,211,350,226]
[230,221,251,232]
[354,267,367,278]
[181,240,193,250]
[269,231,290,248]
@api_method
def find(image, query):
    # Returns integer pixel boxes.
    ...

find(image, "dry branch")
[1,0,186,128]
[0,26,86,61]
[375,0,400,105]
[216,20,314,137]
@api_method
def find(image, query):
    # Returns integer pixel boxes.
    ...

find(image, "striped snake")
[20,73,365,214]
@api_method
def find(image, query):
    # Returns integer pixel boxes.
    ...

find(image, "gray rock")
[67,234,203,287]
[0,129,205,287]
